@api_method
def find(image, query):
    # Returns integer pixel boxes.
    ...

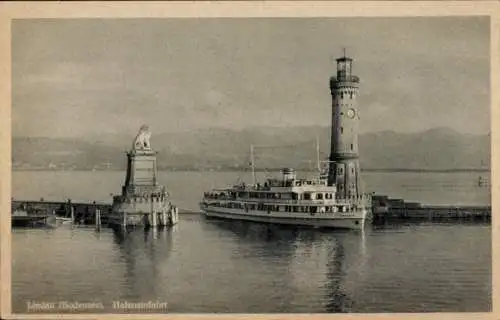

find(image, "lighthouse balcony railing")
[330,75,360,84]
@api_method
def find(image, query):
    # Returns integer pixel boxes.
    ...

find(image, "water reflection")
[111,227,174,301]
[208,220,302,259]
[207,219,372,313]
[324,235,350,312]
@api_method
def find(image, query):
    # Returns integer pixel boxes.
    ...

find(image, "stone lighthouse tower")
[328,52,362,199]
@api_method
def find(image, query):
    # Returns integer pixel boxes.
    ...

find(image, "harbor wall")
[371,195,491,223]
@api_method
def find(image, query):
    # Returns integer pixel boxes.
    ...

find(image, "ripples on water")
[11,171,491,313]
[12,216,491,313]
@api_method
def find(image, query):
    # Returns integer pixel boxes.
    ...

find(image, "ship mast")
[316,135,321,174]
[250,144,256,185]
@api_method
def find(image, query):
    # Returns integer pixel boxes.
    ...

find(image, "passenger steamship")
[200,166,370,230]
[200,52,372,230]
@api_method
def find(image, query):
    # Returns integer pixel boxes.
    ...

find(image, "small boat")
[11,209,51,228]
[55,216,73,224]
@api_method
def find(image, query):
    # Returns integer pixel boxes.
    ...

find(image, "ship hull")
[201,207,366,230]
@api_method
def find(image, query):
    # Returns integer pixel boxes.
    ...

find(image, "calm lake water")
[12,170,492,313]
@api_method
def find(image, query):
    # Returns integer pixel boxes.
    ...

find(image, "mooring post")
[152,209,158,228]
[162,207,167,228]
[151,195,158,228]
[95,209,101,231]
[122,212,127,228]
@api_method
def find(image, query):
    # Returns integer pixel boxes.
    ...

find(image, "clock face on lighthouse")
[347,108,356,119]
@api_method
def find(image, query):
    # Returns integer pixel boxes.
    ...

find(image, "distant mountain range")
[12,126,490,171]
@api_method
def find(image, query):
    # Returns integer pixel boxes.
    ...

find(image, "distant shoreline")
[12,168,491,173]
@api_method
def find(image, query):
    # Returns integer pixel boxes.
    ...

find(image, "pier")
[371,195,491,223]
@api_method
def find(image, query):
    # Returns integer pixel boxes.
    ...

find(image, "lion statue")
[133,125,152,151]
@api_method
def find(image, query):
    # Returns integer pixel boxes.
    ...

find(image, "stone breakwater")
[371,194,491,223]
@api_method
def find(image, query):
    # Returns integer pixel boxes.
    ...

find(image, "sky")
[12,17,490,138]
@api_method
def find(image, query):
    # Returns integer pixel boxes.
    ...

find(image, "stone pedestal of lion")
[107,126,179,230]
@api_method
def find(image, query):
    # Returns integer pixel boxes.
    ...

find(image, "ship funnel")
[281,168,296,181]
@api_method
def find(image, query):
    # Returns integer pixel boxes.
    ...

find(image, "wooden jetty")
[11,199,112,225]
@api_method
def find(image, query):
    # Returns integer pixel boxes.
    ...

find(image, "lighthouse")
[328,51,362,199]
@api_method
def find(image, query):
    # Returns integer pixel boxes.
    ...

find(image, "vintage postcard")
[1,1,499,319]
